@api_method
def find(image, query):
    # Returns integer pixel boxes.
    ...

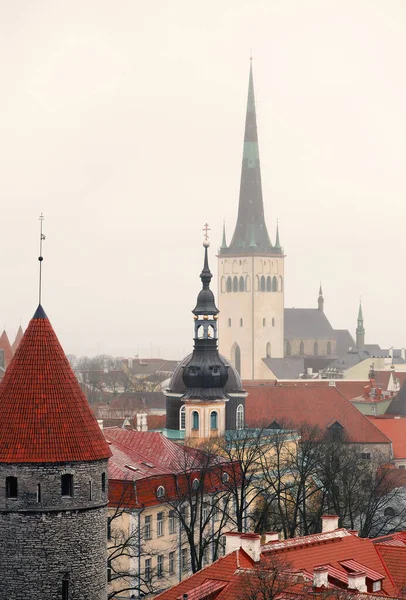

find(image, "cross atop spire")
[38,213,45,305]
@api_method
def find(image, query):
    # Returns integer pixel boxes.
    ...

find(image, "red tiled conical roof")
[0,305,112,463]
[11,324,24,354]
[0,330,13,368]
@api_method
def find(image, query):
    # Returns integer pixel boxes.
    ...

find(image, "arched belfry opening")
[231,343,241,375]
[266,342,271,358]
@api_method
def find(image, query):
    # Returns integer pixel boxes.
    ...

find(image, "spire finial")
[38,213,45,305]
[202,222,210,247]
[221,219,228,249]
[249,49,253,62]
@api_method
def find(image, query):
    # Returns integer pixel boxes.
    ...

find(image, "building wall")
[218,255,284,380]
[351,399,392,416]
[285,337,336,357]
[0,459,108,600]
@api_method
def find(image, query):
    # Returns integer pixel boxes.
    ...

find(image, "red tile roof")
[367,417,406,459]
[11,324,24,354]
[0,330,13,368]
[245,385,390,444]
[375,545,406,593]
[0,305,111,463]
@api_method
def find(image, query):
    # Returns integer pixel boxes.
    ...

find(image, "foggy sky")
[1,0,406,359]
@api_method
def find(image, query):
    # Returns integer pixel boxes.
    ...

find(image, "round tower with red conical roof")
[0,304,112,599]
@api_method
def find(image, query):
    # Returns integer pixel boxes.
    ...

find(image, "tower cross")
[38,213,45,304]
[203,223,210,241]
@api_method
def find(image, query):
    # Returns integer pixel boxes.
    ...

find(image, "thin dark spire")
[38,213,45,305]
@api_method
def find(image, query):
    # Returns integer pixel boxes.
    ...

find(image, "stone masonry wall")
[0,459,108,600]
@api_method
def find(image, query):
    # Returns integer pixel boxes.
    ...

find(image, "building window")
[361,452,371,460]
[36,483,41,503]
[62,575,70,600]
[239,276,245,292]
[169,510,176,534]
[210,411,218,430]
[272,276,278,292]
[233,343,241,375]
[260,275,266,292]
[327,341,332,355]
[156,485,165,499]
[145,558,152,582]
[61,474,73,497]
[89,480,92,501]
[202,504,209,524]
[102,472,106,493]
[384,506,395,517]
[157,512,163,537]
[181,548,188,572]
[372,581,382,592]
[263,318,266,327]
[233,276,238,292]
[107,561,112,583]
[220,535,227,556]
[272,317,275,327]
[6,476,18,499]
[314,341,319,356]
[236,404,244,430]
[266,276,271,292]
[266,342,271,358]
[157,554,164,577]
[192,478,200,491]
[228,318,231,327]
[107,517,112,540]
[286,341,291,356]
[222,472,229,484]
[299,341,304,355]
[192,411,199,430]
[180,405,186,430]
[144,515,151,540]
[226,277,232,292]
[169,551,175,575]
[213,503,220,521]
[240,318,243,327]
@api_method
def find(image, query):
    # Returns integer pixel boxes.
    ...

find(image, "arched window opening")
[210,411,218,430]
[221,277,226,293]
[62,575,70,600]
[384,507,395,517]
[232,343,241,376]
[192,411,199,431]
[255,275,260,291]
[226,277,232,293]
[233,276,238,292]
[240,318,243,327]
[239,276,245,292]
[260,276,266,292]
[197,325,203,339]
[236,405,244,430]
[299,341,304,355]
[245,275,251,292]
[228,318,232,327]
[272,276,278,292]
[266,276,272,292]
[222,472,229,483]
[61,474,73,497]
[263,318,266,327]
[314,341,319,356]
[6,476,17,499]
[266,342,271,358]
[327,341,332,355]
[102,472,106,493]
[156,485,165,499]
[286,341,291,356]
[208,325,214,339]
[192,478,200,491]
[272,318,275,327]
[279,276,284,292]
[180,405,186,430]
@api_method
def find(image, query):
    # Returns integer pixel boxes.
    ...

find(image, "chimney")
[348,572,367,592]
[97,419,103,431]
[313,566,329,589]
[321,515,339,533]
[264,532,279,543]
[136,412,148,432]
[225,532,261,562]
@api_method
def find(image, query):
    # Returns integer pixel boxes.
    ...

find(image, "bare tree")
[237,554,295,600]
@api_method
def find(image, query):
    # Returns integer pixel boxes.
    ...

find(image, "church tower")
[218,61,284,380]
[0,304,111,599]
[318,284,324,312]
[356,302,365,350]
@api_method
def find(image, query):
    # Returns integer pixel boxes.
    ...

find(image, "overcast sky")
[1,0,405,358]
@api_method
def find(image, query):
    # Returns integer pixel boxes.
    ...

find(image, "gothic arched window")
[314,341,319,356]
[286,341,291,356]
[327,341,332,355]
[266,342,271,358]
[226,277,232,293]
[192,411,199,431]
[266,276,272,292]
[236,404,244,430]
[272,318,275,327]
[299,341,304,355]
[210,411,218,430]
[232,343,241,375]
[180,405,186,430]
[239,276,245,292]
[272,276,278,292]
[233,276,238,292]
[260,276,266,292]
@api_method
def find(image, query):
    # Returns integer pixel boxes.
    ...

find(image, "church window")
[272,276,278,292]
[236,405,244,430]
[228,318,231,327]
[299,341,304,355]
[62,575,70,600]
[266,276,271,292]
[314,341,319,356]
[226,277,232,293]
[245,275,251,291]
[192,411,199,431]
[239,276,245,292]
[260,276,266,292]
[232,343,241,375]
[327,341,332,355]
[180,405,186,430]
[210,411,218,430]
[279,276,283,292]
[102,472,106,493]
[263,318,266,327]
[272,318,275,327]
[266,342,271,358]
[286,341,291,356]
[61,474,73,497]
[233,276,238,292]
[5,476,17,499]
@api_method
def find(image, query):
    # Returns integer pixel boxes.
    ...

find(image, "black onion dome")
[167,352,244,396]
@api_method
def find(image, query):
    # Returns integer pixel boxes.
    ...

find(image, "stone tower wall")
[0,459,109,600]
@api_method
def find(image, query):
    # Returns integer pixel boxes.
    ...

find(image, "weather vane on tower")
[38,213,46,304]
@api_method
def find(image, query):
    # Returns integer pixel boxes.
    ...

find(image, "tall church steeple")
[318,284,324,312]
[356,302,365,350]
[220,60,277,255]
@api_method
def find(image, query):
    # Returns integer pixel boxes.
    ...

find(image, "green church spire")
[274,220,281,250]
[356,301,365,350]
